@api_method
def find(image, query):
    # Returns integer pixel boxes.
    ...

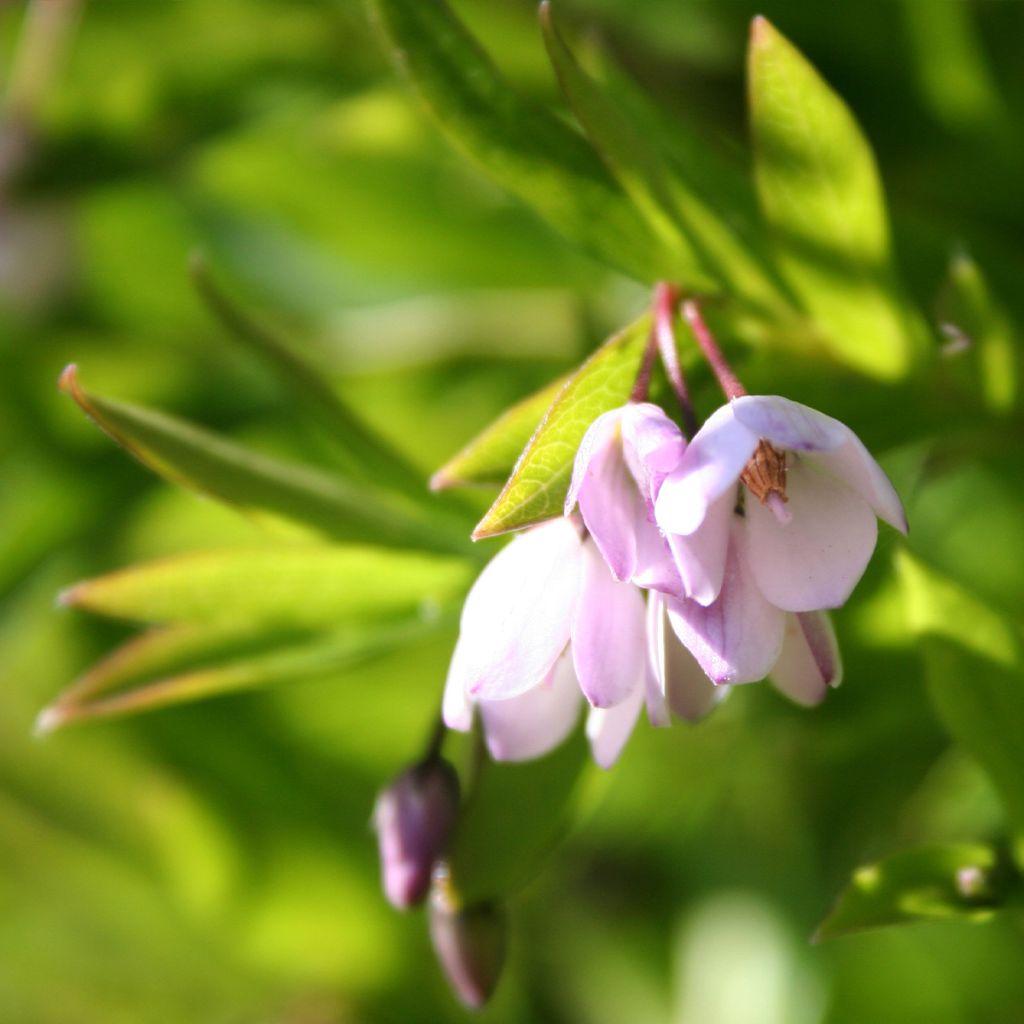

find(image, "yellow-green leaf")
[749,17,923,378]
[473,314,650,538]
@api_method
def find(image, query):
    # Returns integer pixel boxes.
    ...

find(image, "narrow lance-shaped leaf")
[749,17,924,378]
[445,729,588,905]
[60,366,474,557]
[191,252,460,505]
[366,0,676,284]
[815,843,1008,942]
[473,313,651,538]
[937,248,1017,413]
[38,615,447,734]
[60,545,474,629]
[431,375,567,491]
[539,2,717,292]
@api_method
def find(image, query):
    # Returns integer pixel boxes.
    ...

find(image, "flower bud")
[373,758,459,909]
[428,881,507,1009]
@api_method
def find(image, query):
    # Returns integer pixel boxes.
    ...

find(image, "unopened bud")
[429,880,506,1010]
[373,758,459,909]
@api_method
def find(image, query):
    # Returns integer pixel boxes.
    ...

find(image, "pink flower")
[565,402,685,594]
[443,518,647,768]
[655,395,907,613]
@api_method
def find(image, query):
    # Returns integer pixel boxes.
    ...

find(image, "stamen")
[740,439,788,512]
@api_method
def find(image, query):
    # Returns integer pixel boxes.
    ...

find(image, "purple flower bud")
[428,883,506,1009]
[373,759,459,909]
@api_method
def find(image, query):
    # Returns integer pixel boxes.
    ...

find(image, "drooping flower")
[565,402,685,594]
[655,395,907,614]
[443,518,647,768]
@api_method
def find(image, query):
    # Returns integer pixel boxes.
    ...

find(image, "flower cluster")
[443,393,906,767]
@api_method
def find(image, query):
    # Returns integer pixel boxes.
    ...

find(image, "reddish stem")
[682,299,747,400]
[653,283,698,436]
[629,325,658,403]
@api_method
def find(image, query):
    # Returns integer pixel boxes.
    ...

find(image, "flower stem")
[682,299,747,400]
[629,325,658,403]
[654,283,698,436]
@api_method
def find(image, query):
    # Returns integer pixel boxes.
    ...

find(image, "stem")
[654,283,698,435]
[682,299,747,400]
[629,325,658,402]
[422,713,448,764]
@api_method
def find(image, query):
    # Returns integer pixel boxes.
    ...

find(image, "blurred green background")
[2,0,1024,1021]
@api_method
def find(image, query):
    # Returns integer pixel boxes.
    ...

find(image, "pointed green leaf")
[539,3,716,293]
[191,253,447,502]
[61,365,473,557]
[938,249,1018,412]
[473,314,651,538]
[749,17,923,378]
[39,616,443,734]
[366,0,675,283]
[898,550,1024,839]
[60,545,474,628]
[816,843,1006,942]
[446,728,588,905]
[430,375,567,491]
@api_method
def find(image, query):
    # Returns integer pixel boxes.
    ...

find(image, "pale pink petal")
[631,513,683,595]
[479,652,582,762]
[644,593,672,727]
[654,404,758,536]
[566,408,621,513]
[769,611,842,706]
[647,591,723,721]
[809,437,908,534]
[442,638,475,731]
[575,429,643,582]
[586,682,644,769]
[731,395,848,452]
[620,401,687,508]
[572,541,646,708]
[743,460,878,612]
[666,539,785,684]
[460,518,582,701]
[665,490,733,606]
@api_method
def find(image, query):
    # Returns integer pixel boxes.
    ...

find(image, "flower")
[373,758,460,909]
[655,395,907,613]
[443,518,647,768]
[565,402,685,594]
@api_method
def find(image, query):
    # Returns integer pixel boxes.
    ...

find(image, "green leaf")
[38,616,443,734]
[938,248,1018,412]
[897,550,1024,840]
[60,545,474,628]
[446,729,588,905]
[538,3,716,293]
[366,0,675,284]
[816,843,1007,941]
[473,314,650,538]
[61,365,474,557]
[190,253,449,501]
[430,375,567,491]
[748,17,923,378]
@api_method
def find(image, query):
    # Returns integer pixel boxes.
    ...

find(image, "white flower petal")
[586,681,644,769]
[655,404,758,536]
[809,436,908,534]
[769,611,842,706]
[731,395,848,452]
[572,541,647,708]
[621,401,686,507]
[666,539,785,685]
[666,490,733,606]
[479,652,582,762]
[644,593,672,727]
[459,518,582,701]
[743,460,878,612]
[565,408,621,514]
[647,591,723,722]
